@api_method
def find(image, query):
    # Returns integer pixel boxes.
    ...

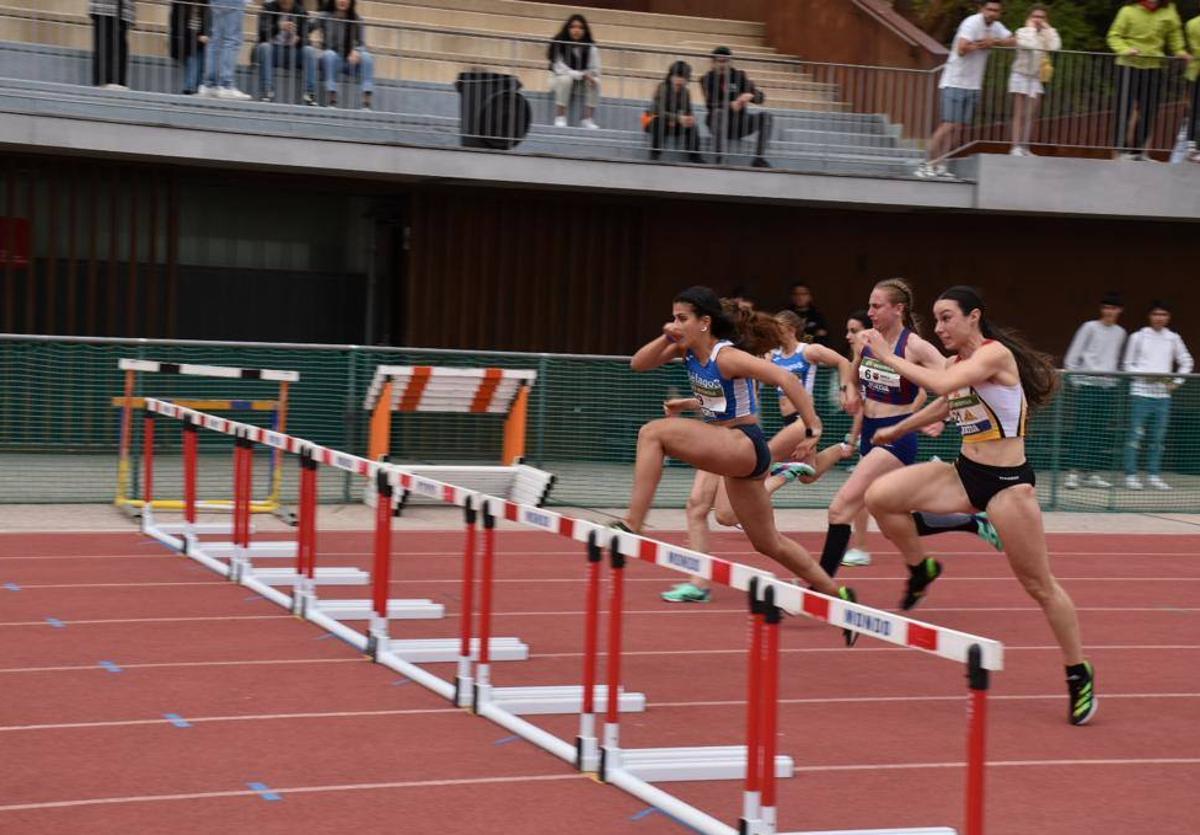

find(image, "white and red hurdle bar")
[138,398,1003,835]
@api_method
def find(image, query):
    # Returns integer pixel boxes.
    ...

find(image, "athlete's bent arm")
[631,326,684,372]
[719,349,822,436]
[871,398,951,446]
[862,333,1007,396]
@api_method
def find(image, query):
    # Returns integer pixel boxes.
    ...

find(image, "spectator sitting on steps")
[256,0,319,105]
[700,46,772,168]
[316,0,375,110]
[548,14,601,129]
[646,61,705,164]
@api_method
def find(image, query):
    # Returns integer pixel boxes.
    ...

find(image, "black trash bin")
[455,71,532,150]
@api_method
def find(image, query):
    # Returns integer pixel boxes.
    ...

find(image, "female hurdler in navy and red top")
[861,285,1095,726]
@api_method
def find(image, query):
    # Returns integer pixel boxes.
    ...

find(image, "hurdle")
[114,358,298,521]
[136,399,1002,835]
[362,364,553,515]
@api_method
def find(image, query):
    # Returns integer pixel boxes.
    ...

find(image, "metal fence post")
[343,347,358,502]
[534,354,548,468]
[1049,374,1065,512]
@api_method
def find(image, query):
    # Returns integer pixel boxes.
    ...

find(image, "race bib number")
[948,390,996,441]
[689,374,727,418]
[860,357,901,390]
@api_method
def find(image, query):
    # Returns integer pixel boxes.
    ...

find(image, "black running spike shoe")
[838,586,859,647]
[1067,661,1097,726]
[900,558,943,611]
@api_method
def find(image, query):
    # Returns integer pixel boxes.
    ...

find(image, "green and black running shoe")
[900,558,943,611]
[1067,661,1097,726]
[609,520,633,533]
[974,513,1004,551]
[661,582,712,603]
[837,586,859,647]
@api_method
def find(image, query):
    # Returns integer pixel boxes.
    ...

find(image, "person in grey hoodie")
[1063,292,1126,489]
[1122,300,1193,490]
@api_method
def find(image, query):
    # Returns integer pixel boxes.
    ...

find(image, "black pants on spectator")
[1113,66,1163,153]
[92,15,129,87]
[1189,80,1200,144]
[648,118,700,153]
[708,109,773,160]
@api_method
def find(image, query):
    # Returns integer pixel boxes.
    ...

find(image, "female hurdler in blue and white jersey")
[618,286,856,610]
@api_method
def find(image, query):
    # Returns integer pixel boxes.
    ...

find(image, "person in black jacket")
[316,0,375,109]
[646,61,704,163]
[170,0,210,95]
[255,0,318,104]
[700,46,773,168]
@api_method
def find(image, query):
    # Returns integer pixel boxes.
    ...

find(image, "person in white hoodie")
[547,14,601,129]
[1122,301,1193,490]
[1064,292,1126,490]
[1007,4,1061,156]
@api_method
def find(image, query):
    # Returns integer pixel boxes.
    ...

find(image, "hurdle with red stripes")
[137,397,1002,835]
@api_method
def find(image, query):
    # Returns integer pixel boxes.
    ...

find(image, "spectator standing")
[548,14,601,129]
[89,0,135,90]
[171,0,211,95]
[201,0,250,99]
[918,0,1014,178]
[256,0,318,104]
[700,46,772,168]
[1063,292,1127,490]
[1122,301,1193,490]
[1107,0,1189,160]
[645,61,705,163]
[1007,4,1060,156]
[785,282,830,346]
[1186,11,1200,162]
[317,0,374,109]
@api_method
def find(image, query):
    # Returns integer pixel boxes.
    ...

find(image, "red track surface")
[1,528,1198,834]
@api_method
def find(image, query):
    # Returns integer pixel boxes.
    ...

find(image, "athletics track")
[1,526,1197,835]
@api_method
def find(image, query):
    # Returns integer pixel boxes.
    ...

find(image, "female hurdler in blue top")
[618,286,855,608]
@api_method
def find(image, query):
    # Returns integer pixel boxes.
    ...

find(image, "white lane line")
[0,773,586,813]
[9,582,228,589]
[0,657,364,674]
[2,605,1193,627]
[532,644,1200,659]
[0,615,289,627]
[0,707,462,733]
[2,549,1199,561]
[650,692,1200,709]
[784,758,1200,774]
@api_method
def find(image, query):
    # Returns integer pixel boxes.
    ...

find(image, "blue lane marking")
[245,595,263,601]
[99,660,122,673]
[314,633,334,641]
[631,807,703,832]
[164,713,192,728]
[46,617,65,628]
[493,735,520,746]
[3,582,19,591]
[631,808,660,821]
[391,677,410,686]
[246,782,282,801]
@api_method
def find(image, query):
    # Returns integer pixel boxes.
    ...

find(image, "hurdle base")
[612,745,794,783]
[156,522,241,535]
[484,685,646,716]
[389,637,529,663]
[780,829,956,835]
[201,541,297,559]
[314,599,445,621]
[250,567,369,586]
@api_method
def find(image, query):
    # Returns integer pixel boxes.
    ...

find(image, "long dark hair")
[937,285,1059,410]
[547,14,594,64]
[673,286,782,357]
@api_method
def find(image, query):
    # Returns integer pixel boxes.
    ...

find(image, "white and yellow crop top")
[946,348,1027,444]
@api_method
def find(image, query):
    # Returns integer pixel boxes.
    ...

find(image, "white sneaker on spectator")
[1147,475,1172,491]
[218,87,251,101]
[553,116,567,128]
[580,118,599,130]
[933,163,954,179]
[103,83,128,91]
[1084,474,1111,488]
[1064,472,1079,490]
[1009,146,1027,157]
[197,85,215,97]
[842,548,872,567]
[1125,475,1143,490]
[914,162,935,178]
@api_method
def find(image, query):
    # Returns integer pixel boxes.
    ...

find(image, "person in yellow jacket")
[1106,0,1190,159]
[1187,12,1200,162]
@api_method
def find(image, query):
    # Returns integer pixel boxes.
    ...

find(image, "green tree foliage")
[896,1,1200,52]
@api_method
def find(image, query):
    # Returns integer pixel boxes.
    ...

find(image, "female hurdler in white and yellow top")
[860,285,1095,726]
